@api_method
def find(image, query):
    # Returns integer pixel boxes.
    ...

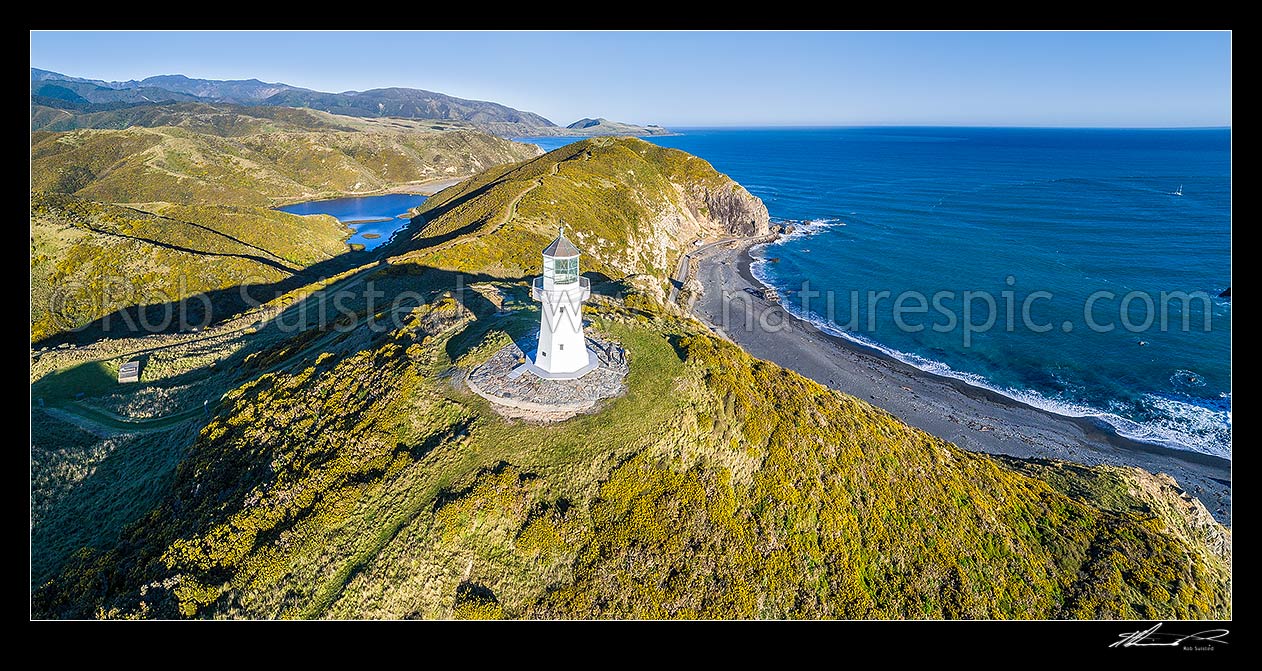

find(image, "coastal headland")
[689,239,1231,525]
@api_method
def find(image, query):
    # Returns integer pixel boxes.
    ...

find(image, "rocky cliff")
[700,182,769,236]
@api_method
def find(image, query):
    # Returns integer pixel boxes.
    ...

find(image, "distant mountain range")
[30,68,671,137]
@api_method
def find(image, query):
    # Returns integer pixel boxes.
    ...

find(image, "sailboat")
[1174,184,1183,196]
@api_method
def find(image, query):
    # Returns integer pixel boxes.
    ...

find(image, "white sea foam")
[777,217,846,242]
[750,218,845,277]
[748,220,1232,460]
[1170,369,1208,389]
[1113,395,1231,458]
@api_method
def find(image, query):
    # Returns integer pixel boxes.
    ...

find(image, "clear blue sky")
[30,31,1231,127]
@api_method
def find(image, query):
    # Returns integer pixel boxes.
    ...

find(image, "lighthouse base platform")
[520,348,600,380]
[465,333,628,422]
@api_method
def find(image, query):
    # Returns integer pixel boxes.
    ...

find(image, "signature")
[1111,623,1230,649]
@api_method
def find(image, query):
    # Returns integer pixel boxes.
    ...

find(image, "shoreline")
[378,177,468,196]
[689,238,1231,525]
[271,176,470,208]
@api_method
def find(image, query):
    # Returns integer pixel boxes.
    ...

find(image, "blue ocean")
[523,128,1231,458]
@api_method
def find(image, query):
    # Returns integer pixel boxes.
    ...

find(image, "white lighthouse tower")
[527,226,598,379]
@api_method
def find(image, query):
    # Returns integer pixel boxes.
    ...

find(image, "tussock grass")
[397,137,765,287]
[32,126,539,207]
[32,301,1231,619]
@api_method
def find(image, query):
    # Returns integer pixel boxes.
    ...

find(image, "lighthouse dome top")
[542,228,581,258]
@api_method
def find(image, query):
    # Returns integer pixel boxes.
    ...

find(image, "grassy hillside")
[29,106,537,344]
[30,278,1230,619]
[30,192,351,342]
[397,137,768,290]
[30,101,478,136]
[30,102,359,135]
[30,139,1228,620]
[31,125,541,207]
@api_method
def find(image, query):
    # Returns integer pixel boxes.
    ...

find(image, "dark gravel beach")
[689,240,1231,525]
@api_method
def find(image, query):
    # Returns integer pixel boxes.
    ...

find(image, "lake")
[276,193,428,250]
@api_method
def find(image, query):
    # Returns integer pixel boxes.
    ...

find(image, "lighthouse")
[527,226,598,379]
